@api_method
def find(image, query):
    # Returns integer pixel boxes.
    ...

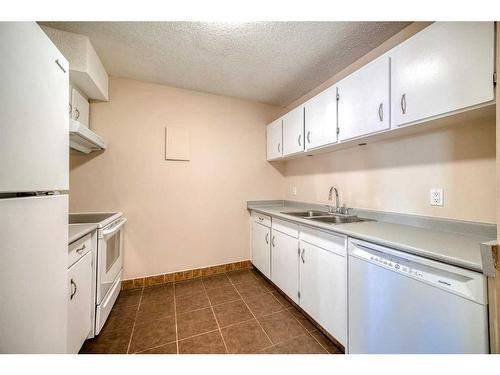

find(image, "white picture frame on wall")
[165,126,190,161]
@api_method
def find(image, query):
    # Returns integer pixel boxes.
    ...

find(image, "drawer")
[300,225,346,257]
[95,270,122,335]
[251,211,271,227]
[272,217,299,238]
[68,233,91,268]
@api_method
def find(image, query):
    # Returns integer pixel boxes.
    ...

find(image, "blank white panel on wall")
[165,126,190,161]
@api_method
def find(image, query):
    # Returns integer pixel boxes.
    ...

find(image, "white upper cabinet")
[337,55,391,141]
[0,22,69,193]
[391,22,495,128]
[282,106,304,156]
[266,118,283,161]
[304,85,338,150]
[71,87,90,127]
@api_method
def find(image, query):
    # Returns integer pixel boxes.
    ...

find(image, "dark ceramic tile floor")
[80,269,343,354]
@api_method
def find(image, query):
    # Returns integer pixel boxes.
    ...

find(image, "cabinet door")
[0,22,69,193]
[337,55,390,141]
[304,85,337,150]
[251,221,271,279]
[282,106,304,156]
[67,251,92,354]
[391,22,494,128]
[299,241,346,345]
[271,229,299,304]
[266,118,282,160]
[71,88,90,127]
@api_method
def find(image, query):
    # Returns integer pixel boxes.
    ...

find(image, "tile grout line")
[228,272,275,349]
[307,329,331,354]
[248,270,332,352]
[173,282,179,354]
[126,286,144,354]
[202,276,229,354]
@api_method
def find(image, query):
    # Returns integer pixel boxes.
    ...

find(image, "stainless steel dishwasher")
[348,238,489,354]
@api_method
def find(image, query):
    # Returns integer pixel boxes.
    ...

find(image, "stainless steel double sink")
[281,210,372,224]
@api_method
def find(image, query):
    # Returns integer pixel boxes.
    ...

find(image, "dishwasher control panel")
[349,241,480,302]
[368,254,424,278]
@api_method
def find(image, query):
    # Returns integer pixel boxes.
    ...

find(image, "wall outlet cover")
[430,188,444,206]
[292,186,297,196]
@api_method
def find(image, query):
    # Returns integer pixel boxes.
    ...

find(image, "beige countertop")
[68,223,98,244]
[248,202,495,273]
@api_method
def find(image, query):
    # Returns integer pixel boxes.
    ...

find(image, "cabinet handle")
[69,103,72,115]
[301,248,305,263]
[70,279,77,300]
[271,236,275,247]
[306,130,311,144]
[298,134,302,146]
[277,143,281,153]
[401,94,407,114]
[265,233,269,244]
[73,108,80,120]
[378,103,384,122]
[258,217,263,222]
[55,59,66,73]
[75,244,86,254]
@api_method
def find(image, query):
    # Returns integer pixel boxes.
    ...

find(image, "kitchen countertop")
[248,200,496,273]
[68,223,98,244]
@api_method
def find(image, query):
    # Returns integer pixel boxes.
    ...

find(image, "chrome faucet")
[328,186,340,214]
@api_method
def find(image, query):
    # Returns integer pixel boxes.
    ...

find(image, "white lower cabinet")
[67,251,92,354]
[251,221,271,279]
[271,228,300,304]
[299,229,347,346]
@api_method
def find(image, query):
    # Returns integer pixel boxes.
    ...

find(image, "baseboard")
[121,260,253,290]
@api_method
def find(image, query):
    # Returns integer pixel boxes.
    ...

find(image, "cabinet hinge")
[494,72,497,86]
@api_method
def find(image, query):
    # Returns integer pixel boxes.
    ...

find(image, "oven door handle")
[101,218,127,238]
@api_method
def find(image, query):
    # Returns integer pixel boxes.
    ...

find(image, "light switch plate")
[430,188,444,206]
[291,186,297,196]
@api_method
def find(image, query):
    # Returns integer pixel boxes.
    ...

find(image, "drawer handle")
[298,134,302,146]
[271,236,276,247]
[75,244,86,254]
[265,233,269,244]
[258,217,263,222]
[73,108,80,120]
[307,130,311,144]
[70,279,77,300]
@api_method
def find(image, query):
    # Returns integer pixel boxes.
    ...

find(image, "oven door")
[97,217,127,303]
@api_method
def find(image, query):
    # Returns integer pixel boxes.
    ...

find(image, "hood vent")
[69,119,107,154]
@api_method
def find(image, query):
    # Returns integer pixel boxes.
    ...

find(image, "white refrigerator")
[0,22,70,353]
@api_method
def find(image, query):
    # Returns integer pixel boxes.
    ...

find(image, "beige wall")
[278,21,496,224]
[69,77,284,280]
[284,119,496,223]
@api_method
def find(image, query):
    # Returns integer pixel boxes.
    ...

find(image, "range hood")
[69,119,107,154]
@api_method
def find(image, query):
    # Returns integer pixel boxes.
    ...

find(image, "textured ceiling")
[40,22,410,106]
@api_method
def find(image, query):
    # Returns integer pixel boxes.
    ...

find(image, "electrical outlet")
[291,186,297,196]
[430,188,444,206]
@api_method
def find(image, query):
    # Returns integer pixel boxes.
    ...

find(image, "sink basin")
[309,215,371,224]
[282,210,330,218]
